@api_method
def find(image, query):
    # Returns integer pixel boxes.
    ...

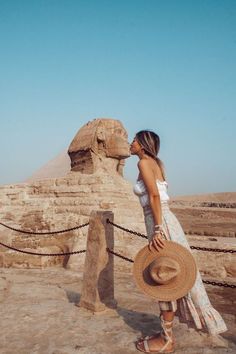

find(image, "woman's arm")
[138,159,165,250]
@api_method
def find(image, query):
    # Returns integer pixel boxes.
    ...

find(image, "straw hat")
[133,241,197,301]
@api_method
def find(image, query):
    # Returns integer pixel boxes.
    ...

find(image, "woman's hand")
[149,231,166,251]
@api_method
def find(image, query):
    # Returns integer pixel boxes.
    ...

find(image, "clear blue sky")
[0,0,235,196]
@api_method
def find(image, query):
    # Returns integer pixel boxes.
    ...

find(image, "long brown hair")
[135,130,166,180]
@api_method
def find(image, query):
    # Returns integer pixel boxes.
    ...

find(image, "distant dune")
[172,192,236,203]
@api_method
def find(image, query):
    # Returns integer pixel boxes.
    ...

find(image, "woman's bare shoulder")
[138,159,163,181]
[137,159,151,169]
[137,160,156,182]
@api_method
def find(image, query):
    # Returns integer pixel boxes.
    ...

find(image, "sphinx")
[68,118,130,176]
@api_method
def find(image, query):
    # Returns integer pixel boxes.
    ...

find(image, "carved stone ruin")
[68,118,130,176]
[78,210,117,312]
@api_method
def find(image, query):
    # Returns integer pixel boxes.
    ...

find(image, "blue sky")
[0,0,235,196]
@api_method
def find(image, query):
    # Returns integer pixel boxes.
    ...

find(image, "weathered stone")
[68,118,130,176]
[0,169,145,270]
[79,211,117,312]
[1,246,63,268]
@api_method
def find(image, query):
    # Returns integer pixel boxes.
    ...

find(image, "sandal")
[137,316,174,343]
[136,316,175,353]
[137,331,161,343]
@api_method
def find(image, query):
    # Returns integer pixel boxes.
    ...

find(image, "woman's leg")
[160,310,175,344]
[136,310,175,353]
[161,310,175,323]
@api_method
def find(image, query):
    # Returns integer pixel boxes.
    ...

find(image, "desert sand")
[0,267,235,354]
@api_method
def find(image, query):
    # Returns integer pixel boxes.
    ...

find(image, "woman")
[130,130,227,353]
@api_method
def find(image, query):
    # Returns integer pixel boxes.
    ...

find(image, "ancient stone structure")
[0,171,147,270]
[68,118,130,176]
[26,149,71,182]
[79,211,117,312]
[0,118,145,271]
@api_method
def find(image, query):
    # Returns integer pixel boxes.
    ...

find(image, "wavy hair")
[135,130,166,180]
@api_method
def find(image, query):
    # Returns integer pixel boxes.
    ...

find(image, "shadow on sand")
[65,289,81,304]
[116,306,162,337]
[64,288,161,337]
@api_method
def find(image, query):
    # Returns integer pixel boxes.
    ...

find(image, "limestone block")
[68,119,130,175]
[79,210,117,312]
[1,246,63,268]
[65,229,86,270]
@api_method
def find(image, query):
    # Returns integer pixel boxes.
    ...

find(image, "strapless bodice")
[133,179,170,207]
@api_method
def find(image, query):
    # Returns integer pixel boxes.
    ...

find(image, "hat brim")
[133,241,197,301]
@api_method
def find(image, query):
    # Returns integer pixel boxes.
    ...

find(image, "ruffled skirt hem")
[176,296,227,335]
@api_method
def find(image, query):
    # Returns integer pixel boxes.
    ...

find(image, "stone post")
[78,210,117,312]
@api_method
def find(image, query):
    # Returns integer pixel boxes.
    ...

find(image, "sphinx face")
[68,118,130,173]
[105,121,130,159]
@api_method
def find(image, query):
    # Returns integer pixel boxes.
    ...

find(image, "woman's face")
[130,137,142,155]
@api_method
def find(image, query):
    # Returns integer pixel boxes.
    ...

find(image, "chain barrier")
[1,217,235,287]
[202,279,236,289]
[0,221,89,235]
[107,219,236,254]
[107,247,134,263]
[0,240,86,256]
[0,220,89,256]
[107,219,148,239]
[2,218,234,253]
[107,248,236,289]
[190,245,236,254]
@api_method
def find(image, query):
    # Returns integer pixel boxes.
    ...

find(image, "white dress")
[133,179,227,335]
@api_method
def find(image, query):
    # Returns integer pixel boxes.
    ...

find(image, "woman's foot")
[137,333,176,345]
[137,332,160,343]
[136,335,175,353]
[136,314,175,353]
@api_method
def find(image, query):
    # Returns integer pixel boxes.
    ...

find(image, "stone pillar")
[78,210,117,312]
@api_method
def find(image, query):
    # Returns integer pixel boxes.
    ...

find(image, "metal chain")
[190,245,236,254]
[2,218,235,253]
[1,217,235,286]
[203,280,236,289]
[106,219,148,239]
[106,247,134,263]
[0,221,89,235]
[0,241,86,256]
[107,219,236,254]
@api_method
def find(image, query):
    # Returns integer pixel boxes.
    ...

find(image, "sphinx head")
[68,118,130,175]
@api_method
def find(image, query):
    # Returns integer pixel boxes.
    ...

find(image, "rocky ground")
[0,267,235,354]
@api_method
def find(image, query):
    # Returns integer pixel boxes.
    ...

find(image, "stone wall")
[0,171,145,270]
